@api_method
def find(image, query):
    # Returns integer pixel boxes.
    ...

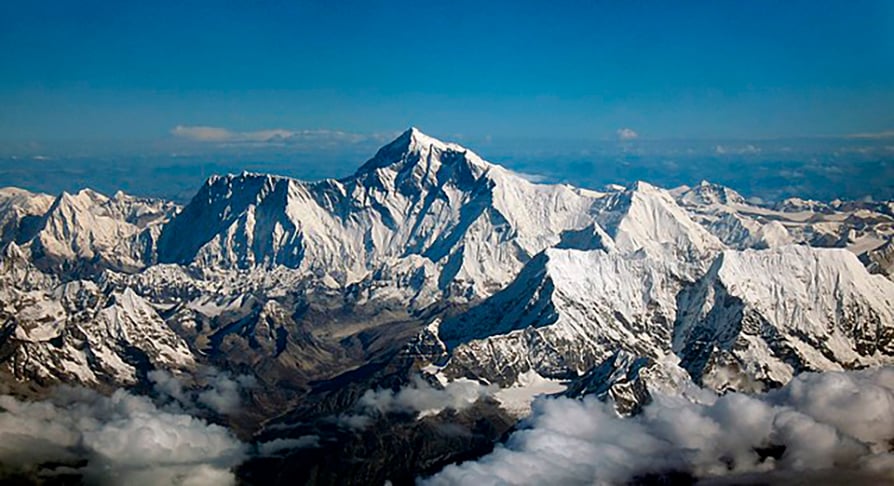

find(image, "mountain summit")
[355,127,492,177]
[156,129,601,295]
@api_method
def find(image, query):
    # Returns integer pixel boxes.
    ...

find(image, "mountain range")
[1,128,893,483]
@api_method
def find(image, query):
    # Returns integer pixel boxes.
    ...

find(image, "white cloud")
[336,376,495,429]
[170,125,380,146]
[715,144,761,155]
[256,436,320,456]
[617,128,639,141]
[423,367,894,485]
[196,372,257,415]
[0,369,263,484]
[359,376,494,417]
[149,368,257,415]
[0,387,247,485]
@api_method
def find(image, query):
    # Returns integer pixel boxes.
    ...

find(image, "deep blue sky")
[1,0,893,145]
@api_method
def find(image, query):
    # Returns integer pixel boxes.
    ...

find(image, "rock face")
[563,350,655,415]
[1,128,894,483]
[862,239,894,278]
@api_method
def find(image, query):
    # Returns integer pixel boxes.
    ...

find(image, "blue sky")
[1,0,893,145]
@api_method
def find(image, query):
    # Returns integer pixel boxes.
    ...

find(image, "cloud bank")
[0,368,260,484]
[0,388,247,485]
[149,368,257,415]
[423,367,894,485]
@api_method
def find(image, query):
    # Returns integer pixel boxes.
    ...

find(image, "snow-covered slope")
[1,269,194,386]
[676,181,894,258]
[595,182,724,269]
[675,245,894,391]
[675,182,793,249]
[676,180,747,207]
[27,189,176,274]
[157,129,737,302]
[0,187,54,246]
[433,243,894,404]
[438,248,685,386]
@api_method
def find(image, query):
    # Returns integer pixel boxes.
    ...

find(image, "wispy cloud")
[171,125,390,146]
[171,125,239,142]
[714,144,761,155]
[844,130,894,140]
[334,376,495,430]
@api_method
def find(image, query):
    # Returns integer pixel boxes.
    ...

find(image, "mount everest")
[1,128,893,483]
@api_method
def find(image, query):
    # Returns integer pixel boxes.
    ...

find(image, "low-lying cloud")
[423,367,894,485]
[150,367,257,415]
[845,130,894,140]
[256,436,321,456]
[0,368,260,484]
[336,375,495,429]
[0,388,247,485]
[715,143,761,155]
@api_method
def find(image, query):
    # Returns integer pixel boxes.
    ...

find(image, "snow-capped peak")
[155,129,609,296]
[354,127,492,180]
[594,181,725,267]
[677,181,747,206]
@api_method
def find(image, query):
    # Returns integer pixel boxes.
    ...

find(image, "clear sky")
[1,0,893,145]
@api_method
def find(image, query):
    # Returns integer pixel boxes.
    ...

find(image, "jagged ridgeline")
[1,128,893,483]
